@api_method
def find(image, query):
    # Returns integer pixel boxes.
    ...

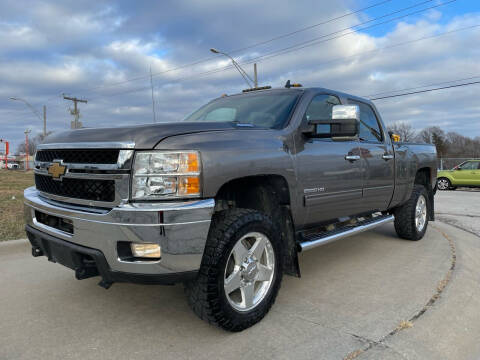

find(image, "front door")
[294,94,364,227]
[349,100,395,212]
[452,161,480,185]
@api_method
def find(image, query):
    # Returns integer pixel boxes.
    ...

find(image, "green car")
[437,159,480,190]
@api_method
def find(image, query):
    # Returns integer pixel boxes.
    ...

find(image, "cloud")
[0,0,479,151]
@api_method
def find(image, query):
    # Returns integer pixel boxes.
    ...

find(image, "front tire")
[185,209,283,332]
[394,184,429,241]
[437,177,452,190]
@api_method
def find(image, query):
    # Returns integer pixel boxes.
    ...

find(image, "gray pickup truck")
[24,85,437,331]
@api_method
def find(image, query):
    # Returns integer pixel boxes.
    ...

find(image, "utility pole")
[63,95,87,129]
[150,66,156,123]
[24,129,31,171]
[43,105,47,137]
[253,63,258,88]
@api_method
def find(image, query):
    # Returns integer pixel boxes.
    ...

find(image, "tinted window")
[184,93,300,129]
[304,94,340,136]
[349,100,383,142]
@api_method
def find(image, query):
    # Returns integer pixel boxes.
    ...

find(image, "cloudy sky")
[0,0,479,152]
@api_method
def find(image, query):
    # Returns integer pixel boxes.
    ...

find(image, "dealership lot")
[1,190,479,360]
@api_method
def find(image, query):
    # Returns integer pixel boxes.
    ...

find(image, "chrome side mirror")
[307,105,360,139]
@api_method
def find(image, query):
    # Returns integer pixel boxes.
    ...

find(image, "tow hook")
[31,247,43,257]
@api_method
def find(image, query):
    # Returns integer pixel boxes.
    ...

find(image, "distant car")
[7,163,19,170]
[437,160,480,190]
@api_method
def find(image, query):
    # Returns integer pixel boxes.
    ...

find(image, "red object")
[1,140,7,168]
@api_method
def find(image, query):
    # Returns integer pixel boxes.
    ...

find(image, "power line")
[88,18,478,102]
[64,0,436,97]
[239,0,454,65]
[370,81,480,100]
[365,75,480,97]
[226,0,396,55]
[62,0,395,95]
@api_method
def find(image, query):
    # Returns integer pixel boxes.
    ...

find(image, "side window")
[459,161,476,170]
[349,100,383,142]
[304,94,340,136]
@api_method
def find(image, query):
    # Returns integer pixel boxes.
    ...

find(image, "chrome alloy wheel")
[437,178,450,190]
[415,195,427,232]
[224,232,275,312]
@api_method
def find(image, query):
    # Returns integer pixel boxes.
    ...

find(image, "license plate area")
[35,210,74,234]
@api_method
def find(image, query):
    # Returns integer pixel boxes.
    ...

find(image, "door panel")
[358,142,395,211]
[452,161,478,185]
[293,93,364,227]
[473,162,480,185]
[348,100,394,212]
[295,138,363,226]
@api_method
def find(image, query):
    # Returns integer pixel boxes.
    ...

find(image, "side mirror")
[307,105,360,139]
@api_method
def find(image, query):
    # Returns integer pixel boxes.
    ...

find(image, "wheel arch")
[213,175,300,277]
[414,167,435,221]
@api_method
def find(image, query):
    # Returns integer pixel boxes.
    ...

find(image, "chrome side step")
[299,215,394,252]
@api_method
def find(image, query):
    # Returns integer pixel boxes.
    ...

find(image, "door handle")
[382,154,394,160]
[345,155,360,161]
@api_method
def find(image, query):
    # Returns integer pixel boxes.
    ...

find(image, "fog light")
[130,243,161,259]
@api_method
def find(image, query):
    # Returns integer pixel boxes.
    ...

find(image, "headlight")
[132,151,201,200]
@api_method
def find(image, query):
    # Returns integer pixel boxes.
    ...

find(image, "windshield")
[184,92,300,129]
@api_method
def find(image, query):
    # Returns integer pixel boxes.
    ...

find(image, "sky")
[0,0,479,152]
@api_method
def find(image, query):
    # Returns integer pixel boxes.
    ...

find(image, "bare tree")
[416,126,448,157]
[16,131,53,155]
[387,121,416,142]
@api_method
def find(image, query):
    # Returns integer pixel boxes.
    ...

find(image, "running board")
[299,214,394,252]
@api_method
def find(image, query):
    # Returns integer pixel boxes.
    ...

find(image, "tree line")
[387,122,480,159]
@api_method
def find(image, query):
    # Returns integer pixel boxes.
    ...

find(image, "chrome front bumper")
[24,187,214,275]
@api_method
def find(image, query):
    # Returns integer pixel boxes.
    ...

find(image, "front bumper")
[24,187,214,282]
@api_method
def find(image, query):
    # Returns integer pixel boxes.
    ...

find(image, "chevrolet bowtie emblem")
[47,161,67,180]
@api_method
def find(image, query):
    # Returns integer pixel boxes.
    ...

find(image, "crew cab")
[24,85,437,331]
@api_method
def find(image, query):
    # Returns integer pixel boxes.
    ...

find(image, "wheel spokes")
[231,240,249,265]
[250,234,267,260]
[241,282,255,308]
[224,231,275,312]
[224,268,242,294]
[256,263,273,282]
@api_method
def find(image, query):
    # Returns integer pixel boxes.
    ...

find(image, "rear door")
[295,94,364,226]
[348,100,395,212]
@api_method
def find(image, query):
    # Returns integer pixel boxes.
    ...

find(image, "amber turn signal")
[178,176,200,196]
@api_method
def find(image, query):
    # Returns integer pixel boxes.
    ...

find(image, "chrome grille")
[35,174,115,202]
[36,149,119,164]
[34,143,134,207]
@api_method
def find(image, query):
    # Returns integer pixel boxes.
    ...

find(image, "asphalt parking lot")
[1,190,479,360]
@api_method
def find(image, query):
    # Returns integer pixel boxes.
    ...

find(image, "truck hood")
[42,122,237,149]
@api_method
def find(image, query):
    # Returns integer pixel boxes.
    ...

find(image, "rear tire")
[394,184,429,241]
[185,208,283,332]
